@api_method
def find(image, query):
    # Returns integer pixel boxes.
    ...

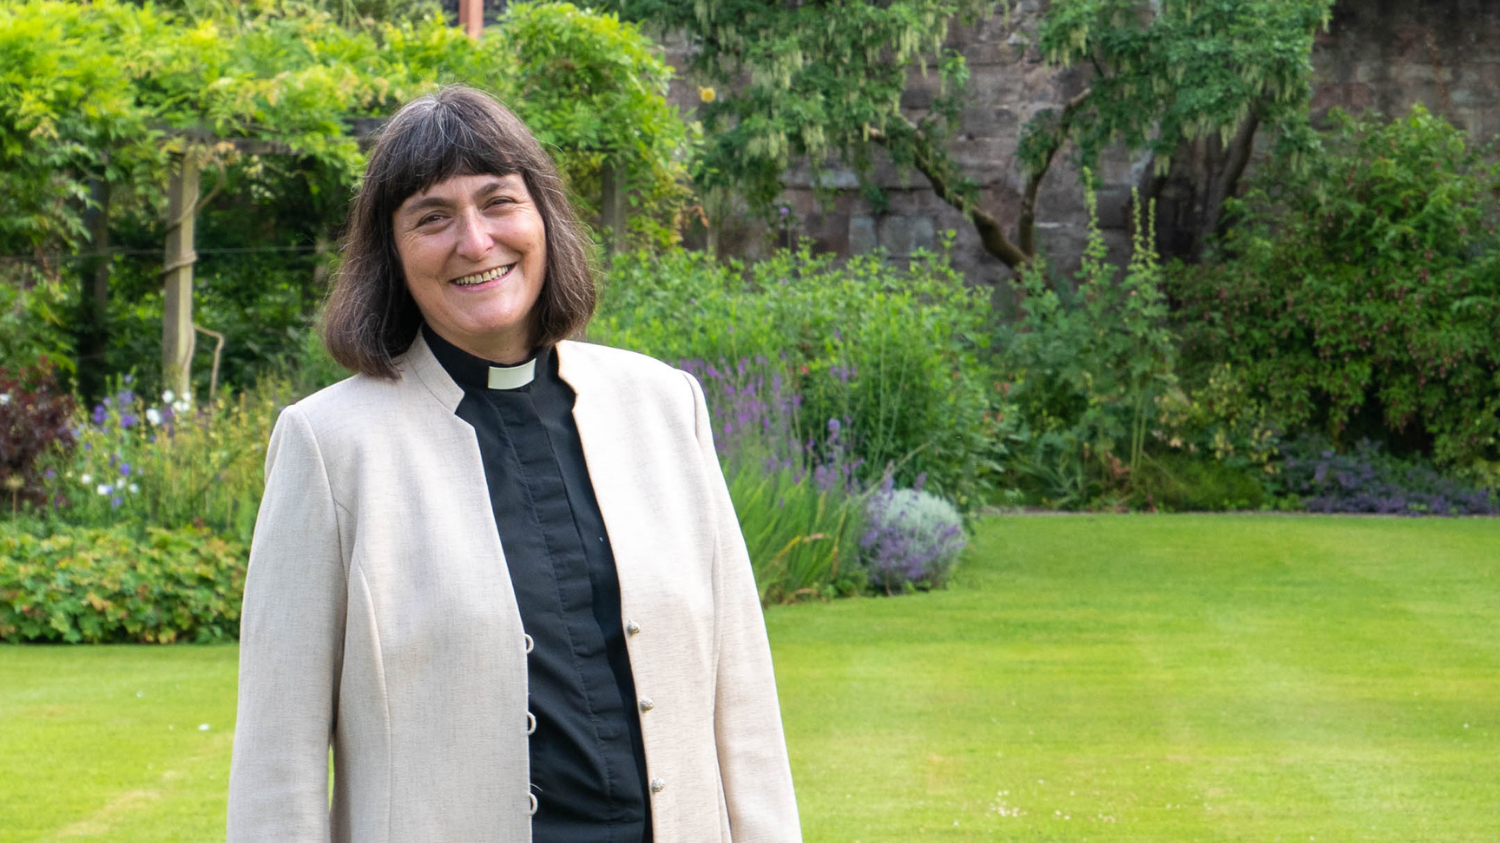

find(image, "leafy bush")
[1270,437,1498,516]
[0,361,76,512]
[1129,453,1268,512]
[40,376,285,546]
[0,523,246,643]
[1171,106,1500,482]
[0,278,77,378]
[595,243,1006,510]
[998,185,1177,507]
[860,484,966,594]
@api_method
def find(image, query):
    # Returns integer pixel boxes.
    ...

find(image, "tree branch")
[870,118,1030,269]
[1019,87,1091,257]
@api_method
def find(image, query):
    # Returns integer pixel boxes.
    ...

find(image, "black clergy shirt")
[423,325,651,843]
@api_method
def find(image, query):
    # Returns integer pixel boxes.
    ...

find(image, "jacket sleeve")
[227,405,347,843]
[684,372,804,843]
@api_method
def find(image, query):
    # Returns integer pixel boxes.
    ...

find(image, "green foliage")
[0,523,246,644]
[607,0,996,214]
[41,376,286,546]
[1030,0,1333,177]
[594,244,1007,510]
[0,278,76,377]
[499,2,694,250]
[1129,452,1268,512]
[998,183,1177,506]
[1171,106,1500,482]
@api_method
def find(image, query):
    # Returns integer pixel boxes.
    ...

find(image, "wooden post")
[600,161,627,256]
[162,150,200,399]
[458,0,483,38]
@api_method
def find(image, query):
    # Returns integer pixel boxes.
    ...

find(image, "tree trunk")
[77,174,111,404]
[1137,113,1260,263]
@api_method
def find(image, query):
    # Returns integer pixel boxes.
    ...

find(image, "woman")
[227,86,801,843]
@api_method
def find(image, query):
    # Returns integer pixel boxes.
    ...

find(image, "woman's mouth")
[451,264,514,287]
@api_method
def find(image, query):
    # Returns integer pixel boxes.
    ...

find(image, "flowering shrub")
[41,376,286,545]
[0,360,76,513]
[595,243,1007,511]
[1272,438,1498,516]
[860,483,966,593]
[0,523,246,643]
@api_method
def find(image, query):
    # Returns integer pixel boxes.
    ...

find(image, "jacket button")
[523,634,534,654]
[650,778,665,793]
[526,711,537,735]
[638,698,654,712]
[528,792,538,815]
[625,620,641,635]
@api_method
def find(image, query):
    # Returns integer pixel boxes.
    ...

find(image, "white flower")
[145,408,162,426]
[198,723,210,731]
[80,473,93,485]
[0,392,10,406]
[162,390,176,404]
[128,483,139,494]
[96,483,112,496]
[171,398,191,414]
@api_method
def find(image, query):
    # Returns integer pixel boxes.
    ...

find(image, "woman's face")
[393,172,548,363]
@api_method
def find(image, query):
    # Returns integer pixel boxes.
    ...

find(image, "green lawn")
[3,515,1498,842]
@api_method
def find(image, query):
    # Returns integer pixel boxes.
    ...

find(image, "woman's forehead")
[399,172,526,210]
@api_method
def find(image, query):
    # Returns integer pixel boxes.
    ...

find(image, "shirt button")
[625,620,641,636]
[650,778,666,794]
[638,698,654,712]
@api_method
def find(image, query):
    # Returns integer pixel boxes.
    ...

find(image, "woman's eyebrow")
[399,194,455,216]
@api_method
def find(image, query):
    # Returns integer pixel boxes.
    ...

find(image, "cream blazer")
[227,334,801,843]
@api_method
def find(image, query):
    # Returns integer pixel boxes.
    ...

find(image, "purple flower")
[91,404,107,425]
[119,413,138,429]
[119,463,132,477]
[44,468,55,480]
[779,206,790,216]
[110,496,123,508]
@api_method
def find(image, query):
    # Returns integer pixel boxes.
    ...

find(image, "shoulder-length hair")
[323,85,596,379]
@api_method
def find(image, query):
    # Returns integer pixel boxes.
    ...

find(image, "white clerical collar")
[487,358,537,390]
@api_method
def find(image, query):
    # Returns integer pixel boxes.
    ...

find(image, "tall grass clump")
[684,358,866,604]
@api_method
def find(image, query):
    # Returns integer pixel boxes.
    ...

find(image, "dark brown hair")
[323,85,596,379]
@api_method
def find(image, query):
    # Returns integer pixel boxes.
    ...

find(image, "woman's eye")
[418,213,444,226]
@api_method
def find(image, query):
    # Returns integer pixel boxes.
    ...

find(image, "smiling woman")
[227,87,802,843]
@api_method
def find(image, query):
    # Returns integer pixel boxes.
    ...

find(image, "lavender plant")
[860,481,967,594]
[1273,437,1498,516]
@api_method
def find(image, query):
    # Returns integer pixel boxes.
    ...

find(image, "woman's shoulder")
[558,340,690,391]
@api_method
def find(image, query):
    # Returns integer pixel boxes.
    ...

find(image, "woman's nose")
[454,208,493,259]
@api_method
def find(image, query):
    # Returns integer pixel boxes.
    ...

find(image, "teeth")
[452,265,511,287]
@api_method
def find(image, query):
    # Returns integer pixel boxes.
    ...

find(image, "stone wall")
[662,0,1500,282]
